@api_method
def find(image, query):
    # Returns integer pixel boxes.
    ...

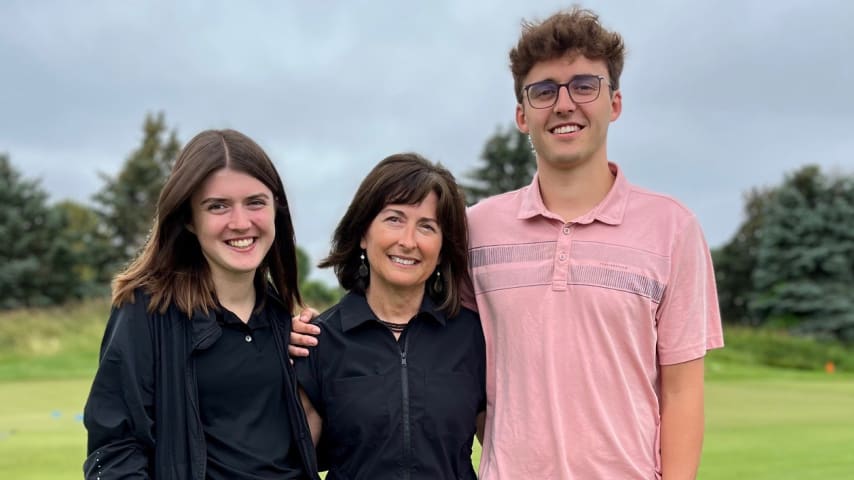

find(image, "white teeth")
[227,238,254,248]
[552,124,580,134]
[390,256,416,265]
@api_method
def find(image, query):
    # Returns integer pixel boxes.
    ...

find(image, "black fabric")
[295,292,486,480]
[83,287,319,480]
[195,304,304,480]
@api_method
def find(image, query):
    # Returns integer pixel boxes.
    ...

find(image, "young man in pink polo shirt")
[467,7,723,479]
[292,7,723,479]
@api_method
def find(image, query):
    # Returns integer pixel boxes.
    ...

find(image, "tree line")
[0,113,338,310]
[3,118,853,342]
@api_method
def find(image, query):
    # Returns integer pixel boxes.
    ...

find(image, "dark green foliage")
[713,187,774,324]
[53,200,114,293]
[460,125,536,205]
[0,155,91,308]
[745,166,854,342]
[296,245,342,309]
[709,326,853,372]
[93,112,180,268]
[301,280,343,310]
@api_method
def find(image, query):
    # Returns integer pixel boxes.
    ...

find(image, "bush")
[714,326,853,372]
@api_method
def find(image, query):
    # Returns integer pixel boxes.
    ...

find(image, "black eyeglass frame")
[522,75,615,109]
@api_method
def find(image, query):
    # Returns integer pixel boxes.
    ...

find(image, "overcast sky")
[2,0,852,284]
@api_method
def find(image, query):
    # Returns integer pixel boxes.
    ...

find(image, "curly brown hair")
[509,6,626,104]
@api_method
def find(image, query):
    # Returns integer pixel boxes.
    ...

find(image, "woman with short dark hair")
[295,153,485,479]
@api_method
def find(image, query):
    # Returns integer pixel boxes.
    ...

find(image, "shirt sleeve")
[293,323,326,419]
[656,215,725,365]
[83,295,155,479]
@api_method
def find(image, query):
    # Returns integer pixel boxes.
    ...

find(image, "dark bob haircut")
[319,152,470,317]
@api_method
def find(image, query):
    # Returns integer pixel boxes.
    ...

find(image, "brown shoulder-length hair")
[319,153,470,317]
[112,129,302,316]
[509,6,626,103]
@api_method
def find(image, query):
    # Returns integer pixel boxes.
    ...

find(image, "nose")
[228,206,251,230]
[397,225,416,250]
[553,84,576,113]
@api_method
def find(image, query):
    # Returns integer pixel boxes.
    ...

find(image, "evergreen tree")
[0,155,86,308]
[54,200,114,292]
[748,166,854,341]
[713,187,774,324]
[93,113,180,269]
[461,125,536,205]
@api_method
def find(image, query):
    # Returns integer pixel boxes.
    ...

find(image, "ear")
[186,222,196,235]
[359,237,366,250]
[609,89,622,122]
[515,103,530,134]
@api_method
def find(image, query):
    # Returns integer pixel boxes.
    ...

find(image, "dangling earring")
[431,268,444,296]
[358,251,369,279]
[527,134,537,154]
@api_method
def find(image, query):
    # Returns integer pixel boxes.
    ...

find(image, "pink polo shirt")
[466,163,724,479]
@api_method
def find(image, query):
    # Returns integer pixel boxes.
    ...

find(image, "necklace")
[377,318,409,333]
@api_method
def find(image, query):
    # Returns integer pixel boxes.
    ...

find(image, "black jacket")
[83,288,319,479]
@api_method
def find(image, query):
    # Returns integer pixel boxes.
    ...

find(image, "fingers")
[290,308,321,360]
[289,345,311,358]
[293,308,321,327]
[291,316,321,336]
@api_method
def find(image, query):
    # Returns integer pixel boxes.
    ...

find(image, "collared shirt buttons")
[558,252,567,262]
[562,225,572,235]
[245,335,253,343]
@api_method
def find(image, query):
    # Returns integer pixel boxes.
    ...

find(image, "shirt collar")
[189,282,282,350]
[517,162,629,226]
[339,291,447,333]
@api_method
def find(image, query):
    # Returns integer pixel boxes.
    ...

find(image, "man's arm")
[290,309,320,357]
[659,357,705,480]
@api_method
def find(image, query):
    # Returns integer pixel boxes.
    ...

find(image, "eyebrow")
[381,207,439,224]
[535,73,601,83]
[199,192,271,205]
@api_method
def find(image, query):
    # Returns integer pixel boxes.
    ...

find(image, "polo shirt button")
[245,335,253,343]
[562,225,572,235]
[558,252,567,262]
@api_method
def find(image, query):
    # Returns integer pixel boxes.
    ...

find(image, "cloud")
[2,0,852,284]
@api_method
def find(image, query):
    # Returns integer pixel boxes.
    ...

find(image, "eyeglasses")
[523,75,612,109]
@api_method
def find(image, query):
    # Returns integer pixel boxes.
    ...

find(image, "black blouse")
[295,292,486,480]
[195,303,306,480]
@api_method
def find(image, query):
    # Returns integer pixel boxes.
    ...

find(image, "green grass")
[0,378,90,480]
[0,298,108,381]
[2,303,853,478]
[2,366,851,479]
[702,377,854,478]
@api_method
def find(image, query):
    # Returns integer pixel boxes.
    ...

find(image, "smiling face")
[188,168,276,289]
[360,191,442,299]
[516,53,622,174]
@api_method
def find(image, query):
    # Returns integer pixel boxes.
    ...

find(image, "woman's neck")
[365,285,423,325]
[212,271,257,323]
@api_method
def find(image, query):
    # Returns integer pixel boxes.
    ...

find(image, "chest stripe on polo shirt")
[570,265,665,302]
[470,242,555,267]
[470,242,667,302]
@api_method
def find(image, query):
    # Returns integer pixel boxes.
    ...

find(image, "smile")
[226,238,255,249]
[390,255,417,266]
[550,124,582,134]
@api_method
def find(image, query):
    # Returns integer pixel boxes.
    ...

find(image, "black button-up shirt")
[295,292,486,480]
[195,301,306,480]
